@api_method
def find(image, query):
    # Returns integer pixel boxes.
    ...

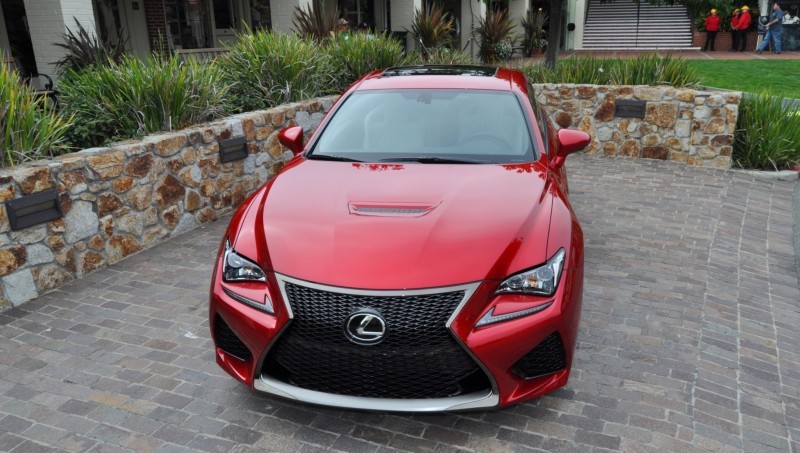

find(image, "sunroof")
[381,66,498,77]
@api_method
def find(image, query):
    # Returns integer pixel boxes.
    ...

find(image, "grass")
[687,60,800,99]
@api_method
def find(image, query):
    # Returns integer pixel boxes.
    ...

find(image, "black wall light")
[614,100,647,119]
[219,136,248,163]
[5,189,63,231]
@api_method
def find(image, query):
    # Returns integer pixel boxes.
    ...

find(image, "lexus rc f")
[209,66,589,411]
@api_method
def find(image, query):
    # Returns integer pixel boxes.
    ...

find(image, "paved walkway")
[0,155,798,452]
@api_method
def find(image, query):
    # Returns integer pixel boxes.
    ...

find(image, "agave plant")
[293,0,339,42]
[54,19,126,73]
[476,8,515,63]
[408,2,454,55]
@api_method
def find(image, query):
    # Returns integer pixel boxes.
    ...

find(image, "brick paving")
[0,154,798,452]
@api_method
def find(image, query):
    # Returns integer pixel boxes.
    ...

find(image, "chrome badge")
[345,309,386,345]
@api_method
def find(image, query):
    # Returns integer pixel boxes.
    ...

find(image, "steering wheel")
[460,134,512,151]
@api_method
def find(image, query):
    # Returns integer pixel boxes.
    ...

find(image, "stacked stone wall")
[533,84,741,168]
[0,97,337,310]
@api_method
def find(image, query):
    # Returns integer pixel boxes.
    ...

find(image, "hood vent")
[348,202,437,217]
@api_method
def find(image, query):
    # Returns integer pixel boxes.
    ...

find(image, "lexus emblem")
[345,309,386,345]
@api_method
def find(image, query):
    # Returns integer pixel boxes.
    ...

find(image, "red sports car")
[209,66,589,411]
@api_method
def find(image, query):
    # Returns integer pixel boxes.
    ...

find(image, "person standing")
[730,9,741,51]
[737,6,752,51]
[703,9,721,51]
[757,2,783,54]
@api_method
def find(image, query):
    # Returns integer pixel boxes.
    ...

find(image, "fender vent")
[214,315,252,362]
[512,332,567,379]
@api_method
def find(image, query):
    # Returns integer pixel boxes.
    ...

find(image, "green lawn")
[686,60,800,99]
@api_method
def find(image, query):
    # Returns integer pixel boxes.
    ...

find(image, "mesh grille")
[263,282,491,399]
[214,315,252,362]
[512,332,567,379]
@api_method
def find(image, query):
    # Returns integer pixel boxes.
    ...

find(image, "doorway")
[1,0,37,75]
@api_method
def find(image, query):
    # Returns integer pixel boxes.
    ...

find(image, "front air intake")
[512,332,567,379]
[214,315,252,362]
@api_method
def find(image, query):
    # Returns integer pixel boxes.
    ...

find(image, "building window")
[164,0,213,50]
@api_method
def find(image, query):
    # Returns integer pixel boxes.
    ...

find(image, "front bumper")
[209,268,583,412]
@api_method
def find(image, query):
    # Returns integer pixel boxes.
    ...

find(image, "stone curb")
[730,169,800,182]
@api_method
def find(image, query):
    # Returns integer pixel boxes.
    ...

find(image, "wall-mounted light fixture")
[614,100,647,119]
[219,136,248,164]
[5,189,63,231]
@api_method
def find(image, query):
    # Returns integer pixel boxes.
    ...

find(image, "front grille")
[512,332,567,379]
[214,315,252,361]
[263,282,491,399]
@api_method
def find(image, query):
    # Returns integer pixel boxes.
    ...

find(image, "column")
[573,0,587,49]
[507,0,530,39]
[390,0,422,50]
[460,0,485,57]
[22,0,97,80]
[271,0,313,34]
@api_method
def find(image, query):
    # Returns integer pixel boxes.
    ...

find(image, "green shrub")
[327,33,408,90]
[520,54,700,87]
[218,31,337,113]
[0,63,73,167]
[59,54,228,149]
[409,47,478,65]
[734,93,800,170]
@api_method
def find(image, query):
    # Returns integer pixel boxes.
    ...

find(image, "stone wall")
[533,84,741,168]
[0,97,337,311]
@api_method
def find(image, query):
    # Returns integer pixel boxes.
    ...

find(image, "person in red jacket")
[730,9,741,51]
[704,9,721,51]
[737,6,753,51]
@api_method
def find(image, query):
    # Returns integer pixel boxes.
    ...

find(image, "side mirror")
[278,126,305,155]
[557,129,592,157]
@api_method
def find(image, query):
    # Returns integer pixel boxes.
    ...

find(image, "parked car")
[209,65,589,411]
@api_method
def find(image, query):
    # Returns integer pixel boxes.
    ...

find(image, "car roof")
[354,65,527,92]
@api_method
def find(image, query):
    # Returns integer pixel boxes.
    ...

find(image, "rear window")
[310,89,536,164]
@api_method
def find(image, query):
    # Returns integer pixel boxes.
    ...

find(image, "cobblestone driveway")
[0,155,798,452]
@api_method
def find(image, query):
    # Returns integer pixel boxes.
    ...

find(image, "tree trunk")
[546,0,565,69]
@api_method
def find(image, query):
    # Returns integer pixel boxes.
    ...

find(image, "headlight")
[496,248,565,296]
[223,240,266,282]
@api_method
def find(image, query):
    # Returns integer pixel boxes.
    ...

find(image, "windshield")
[310,89,535,164]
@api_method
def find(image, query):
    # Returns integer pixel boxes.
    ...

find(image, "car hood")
[239,159,554,289]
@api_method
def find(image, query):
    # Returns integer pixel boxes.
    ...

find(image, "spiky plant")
[521,10,548,55]
[408,2,454,54]
[292,0,339,43]
[0,63,73,166]
[54,19,126,73]
[476,8,515,63]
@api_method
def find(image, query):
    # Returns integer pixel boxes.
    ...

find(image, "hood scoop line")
[348,202,438,217]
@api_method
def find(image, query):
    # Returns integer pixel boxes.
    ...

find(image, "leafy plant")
[293,0,339,42]
[521,10,548,55]
[0,63,73,167]
[59,54,228,148]
[476,8,515,63]
[218,31,337,112]
[734,93,800,170]
[327,33,408,91]
[55,19,126,73]
[408,2,454,54]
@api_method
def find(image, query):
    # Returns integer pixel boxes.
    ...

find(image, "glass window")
[164,0,213,49]
[312,89,536,163]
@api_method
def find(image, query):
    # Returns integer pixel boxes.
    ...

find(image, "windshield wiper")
[379,156,490,164]
[307,154,364,162]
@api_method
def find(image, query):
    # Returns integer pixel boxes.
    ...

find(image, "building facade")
[3,0,553,86]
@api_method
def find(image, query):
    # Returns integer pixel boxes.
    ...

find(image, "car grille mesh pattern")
[512,332,567,379]
[263,282,491,399]
[214,315,252,362]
